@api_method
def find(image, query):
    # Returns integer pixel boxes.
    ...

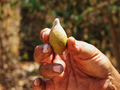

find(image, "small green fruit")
[49,18,67,54]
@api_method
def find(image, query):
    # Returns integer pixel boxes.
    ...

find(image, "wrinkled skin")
[32,28,120,90]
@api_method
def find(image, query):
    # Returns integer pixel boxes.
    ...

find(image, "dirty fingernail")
[53,65,62,73]
[34,78,39,86]
[43,44,49,53]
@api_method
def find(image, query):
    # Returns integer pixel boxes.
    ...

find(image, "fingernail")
[43,44,49,53]
[53,65,62,73]
[42,31,46,39]
[34,78,39,86]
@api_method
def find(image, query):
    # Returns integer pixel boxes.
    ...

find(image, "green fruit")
[49,18,67,54]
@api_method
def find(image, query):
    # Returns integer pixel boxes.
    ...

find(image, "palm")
[48,49,110,90]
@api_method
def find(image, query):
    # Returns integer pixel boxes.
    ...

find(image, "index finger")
[40,28,51,43]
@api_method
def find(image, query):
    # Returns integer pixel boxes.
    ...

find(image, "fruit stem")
[52,18,60,28]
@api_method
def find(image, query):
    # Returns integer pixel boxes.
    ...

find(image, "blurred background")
[0,0,120,89]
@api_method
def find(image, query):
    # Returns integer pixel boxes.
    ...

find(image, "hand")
[32,28,120,90]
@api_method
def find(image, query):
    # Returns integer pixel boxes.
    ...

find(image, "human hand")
[32,28,120,90]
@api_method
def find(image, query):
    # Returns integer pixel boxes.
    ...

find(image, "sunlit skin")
[32,28,120,90]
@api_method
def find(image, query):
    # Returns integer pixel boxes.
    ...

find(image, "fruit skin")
[49,18,67,55]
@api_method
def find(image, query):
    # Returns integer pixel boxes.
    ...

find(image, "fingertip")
[40,28,51,43]
[67,37,79,55]
[32,78,41,87]
[42,44,53,54]
[34,44,53,63]
[32,78,46,90]
[68,36,75,41]
[67,36,75,46]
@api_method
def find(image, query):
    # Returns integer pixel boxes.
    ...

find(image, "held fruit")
[49,18,67,54]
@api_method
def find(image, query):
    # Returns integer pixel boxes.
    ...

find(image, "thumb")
[67,37,100,59]
[67,37,111,78]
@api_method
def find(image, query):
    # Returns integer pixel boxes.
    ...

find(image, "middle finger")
[34,44,53,63]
